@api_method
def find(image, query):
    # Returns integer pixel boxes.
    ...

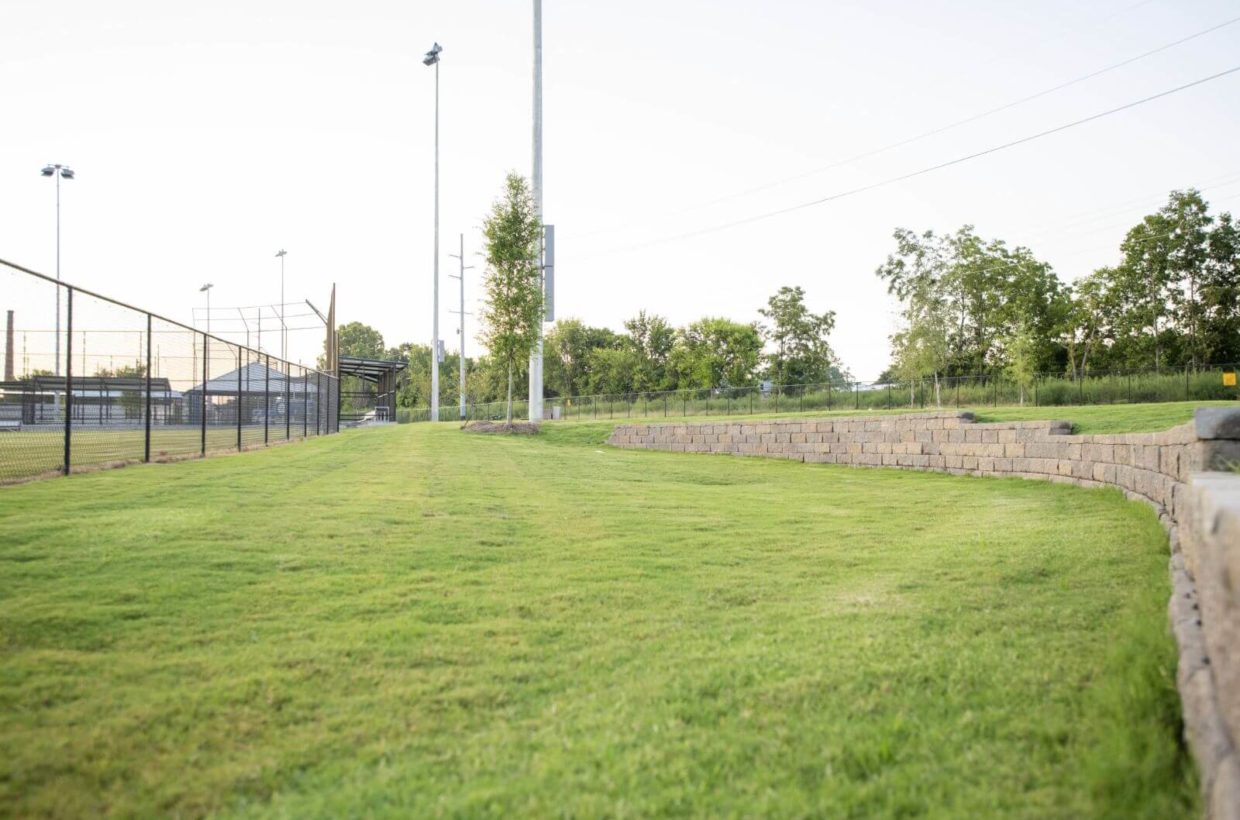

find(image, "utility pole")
[528,0,545,421]
[448,233,473,420]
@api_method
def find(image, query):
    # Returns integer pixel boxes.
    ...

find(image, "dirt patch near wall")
[461,421,541,435]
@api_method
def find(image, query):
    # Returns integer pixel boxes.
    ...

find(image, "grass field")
[0,423,330,483]
[0,410,1200,817]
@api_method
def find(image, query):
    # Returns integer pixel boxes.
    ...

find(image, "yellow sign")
[1225,372,1237,387]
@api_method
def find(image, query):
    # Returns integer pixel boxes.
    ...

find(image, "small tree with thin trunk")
[480,173,543,425]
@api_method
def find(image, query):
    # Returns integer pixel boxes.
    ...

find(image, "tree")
[336,322,386,360]
[758,286,840,386]
[1004,323,1039,405]
[1062,271,1110,378]
[1203,210,1240,363]
[586,346,640,395]
[877,226,1067,384]
[479,173,544,424]
[544,319,620,397]
[622,311,675,392]
[667,318,762,389]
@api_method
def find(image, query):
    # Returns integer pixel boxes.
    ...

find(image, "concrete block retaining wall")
[608,409,1240,818]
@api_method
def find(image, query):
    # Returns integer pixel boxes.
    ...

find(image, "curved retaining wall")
[608,409,1240,818]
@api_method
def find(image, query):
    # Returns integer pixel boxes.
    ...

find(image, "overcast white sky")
[2,0,1239,378]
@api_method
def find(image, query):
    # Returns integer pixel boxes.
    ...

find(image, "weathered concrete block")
[1196,407,1240,441]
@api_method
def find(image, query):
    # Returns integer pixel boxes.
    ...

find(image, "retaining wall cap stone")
[1196,407,1240,441]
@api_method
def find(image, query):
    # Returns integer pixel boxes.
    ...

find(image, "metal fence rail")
[0,258,339,483]
[398,364,1240,424]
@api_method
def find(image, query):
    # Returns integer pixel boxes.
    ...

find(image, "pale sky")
[2,0,1239,379]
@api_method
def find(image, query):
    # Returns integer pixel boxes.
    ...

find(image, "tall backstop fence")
[399,364,1240,424]
[0,258,339,483]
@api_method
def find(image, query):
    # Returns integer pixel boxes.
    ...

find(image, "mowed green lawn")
[0,419,1196,817]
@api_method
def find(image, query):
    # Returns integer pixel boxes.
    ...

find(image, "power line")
[586,64,1240,258]
[580,10,1239,239]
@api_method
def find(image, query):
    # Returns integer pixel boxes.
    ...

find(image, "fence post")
[664,395,668,417]
[827,382,833,410]
[1185,367,1190,401]
[854,381,859,410]
[201,333,208,456]
[335,375,341,433]
[955,378,960,407]
[683,393,687,416]
[264,355,270,445]
[144,313,152,463]
[303,371,309,438]
[886,382,892,409]
[1033,375,1038,408]
[799,389,803,413]
[237,347,243,451]
[316,371,322,434]
[63,287,74,475]
[774,384,780,414]
[1127,372,1132,403]
[284,362,291,440]
[1078,373,1084,404]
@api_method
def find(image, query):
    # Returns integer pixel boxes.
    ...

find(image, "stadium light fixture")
[40,163,75,380]
[199,283,214,336]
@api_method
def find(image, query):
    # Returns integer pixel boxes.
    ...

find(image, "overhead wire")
[583,64,1240,259]
[577,10,1239,240]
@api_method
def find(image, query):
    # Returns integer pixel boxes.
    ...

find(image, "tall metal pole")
[55,171,61,378]
[278,251,287,362]
[529,0,545,421]
[448,233,471,420]
[458,233,466,418]
[431,56,441,423]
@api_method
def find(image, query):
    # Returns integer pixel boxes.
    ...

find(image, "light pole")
[529,0,545,421]
[40,164,75,378]
[424,41,443,422]
[199,284,214,336]
[275,250,287,362]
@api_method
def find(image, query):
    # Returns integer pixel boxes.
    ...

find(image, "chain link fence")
[0,258,338,483]
[398,364,1240,424]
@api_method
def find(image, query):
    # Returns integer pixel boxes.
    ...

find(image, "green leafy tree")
[668,318,762,389]
[1203,210,1240,363]
[586,346,640,395]
[336,322,386,360]
[623,311,676,392]
[480,173,544,424]
[878,226,1067,381]
[544,319,621,398]
[758,286,840,386]
[1004,323,1039,405]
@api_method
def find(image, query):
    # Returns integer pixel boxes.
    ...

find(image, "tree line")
[339,184,1238,413]
[337,282,847,410]
[879,189,1240,401]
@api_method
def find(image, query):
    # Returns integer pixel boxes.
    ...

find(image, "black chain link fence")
[399,365,1240,424]
[0,259,339,483]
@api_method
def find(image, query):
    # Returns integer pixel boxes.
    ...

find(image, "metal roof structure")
[185,362,318,396]
[338,356,408,384]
